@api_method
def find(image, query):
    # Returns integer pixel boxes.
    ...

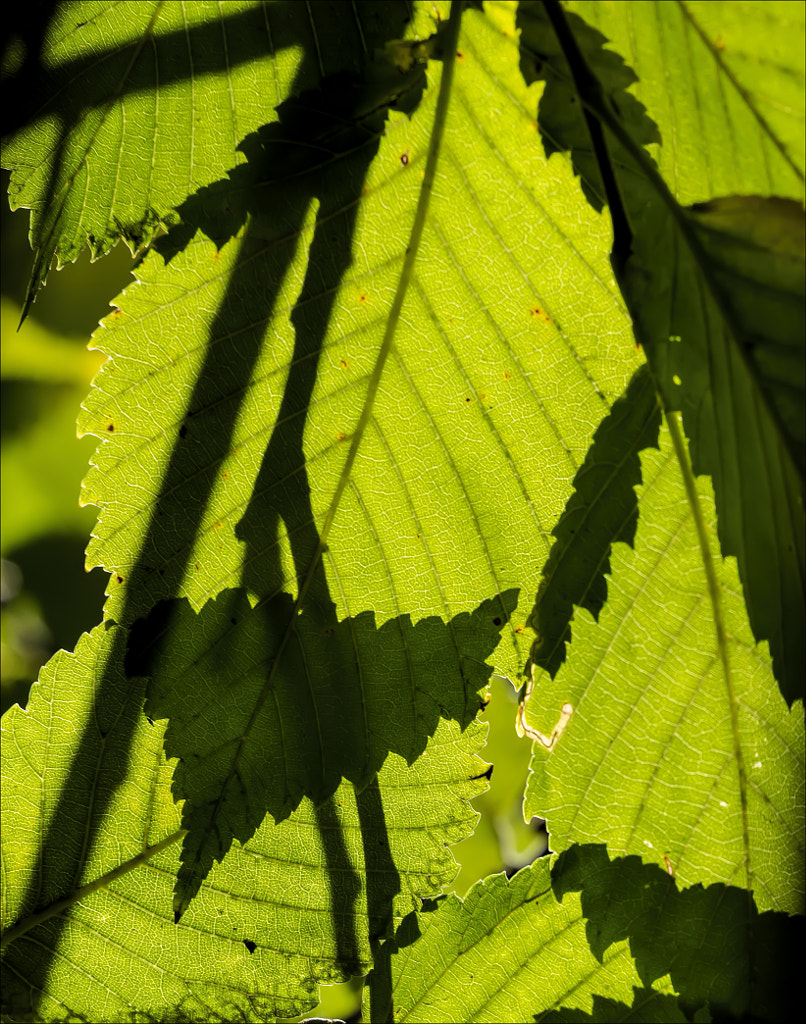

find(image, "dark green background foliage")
[1,2,803,1022]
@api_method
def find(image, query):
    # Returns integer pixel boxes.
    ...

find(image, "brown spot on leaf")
[106,422,115,433]
[340,358,349,369]
[400,150,410,166]
[530,306,552,324]
[503,370,512,380]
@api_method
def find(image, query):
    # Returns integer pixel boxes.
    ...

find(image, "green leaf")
[567,0,806,203]
[126,588,516,918]
[372,859,641,1023]
[523,423,805,916]
[552,845,805,1022]
[2,2,803,1020]
[374,846,803,1022]
[0,624,489,1022]
[518,0,806,702]
[524,363,661,683]
[1,0,415,319]
[73,0,641,915]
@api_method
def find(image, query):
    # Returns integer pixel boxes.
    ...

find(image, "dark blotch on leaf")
[243,939,256,954]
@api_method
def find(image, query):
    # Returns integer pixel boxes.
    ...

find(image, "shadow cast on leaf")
[553,844,805,1023]
[4,3,461,1013]
[126,587,518,918]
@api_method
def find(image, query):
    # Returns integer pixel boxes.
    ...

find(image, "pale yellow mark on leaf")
[517,697,574,750]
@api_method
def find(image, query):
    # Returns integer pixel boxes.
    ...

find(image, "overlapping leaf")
[1,0,416,317]
[522,423,805,915]
[127,588,516,917]
[567,0,806,203]
[374,849,802,1022]
[75,2,640,913]
[3,2,804,1021]
[0,624,489,1022]
[518,1,805,702]
[525,363,661,681]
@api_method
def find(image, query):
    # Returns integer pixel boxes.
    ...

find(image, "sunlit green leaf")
[519,0,805,702]
[0,624,488,1022]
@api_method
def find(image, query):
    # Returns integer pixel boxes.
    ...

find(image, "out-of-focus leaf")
[0,298,103,383]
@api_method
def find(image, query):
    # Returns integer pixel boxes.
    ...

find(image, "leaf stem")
[0,829,187,949]
[296,0,464,610]
[664,408,752,893]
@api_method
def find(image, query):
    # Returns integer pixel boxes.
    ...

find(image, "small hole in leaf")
[493,617,502,626]
[106,422,115,432]
[179,425,187,439]
[243,939,256,954]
